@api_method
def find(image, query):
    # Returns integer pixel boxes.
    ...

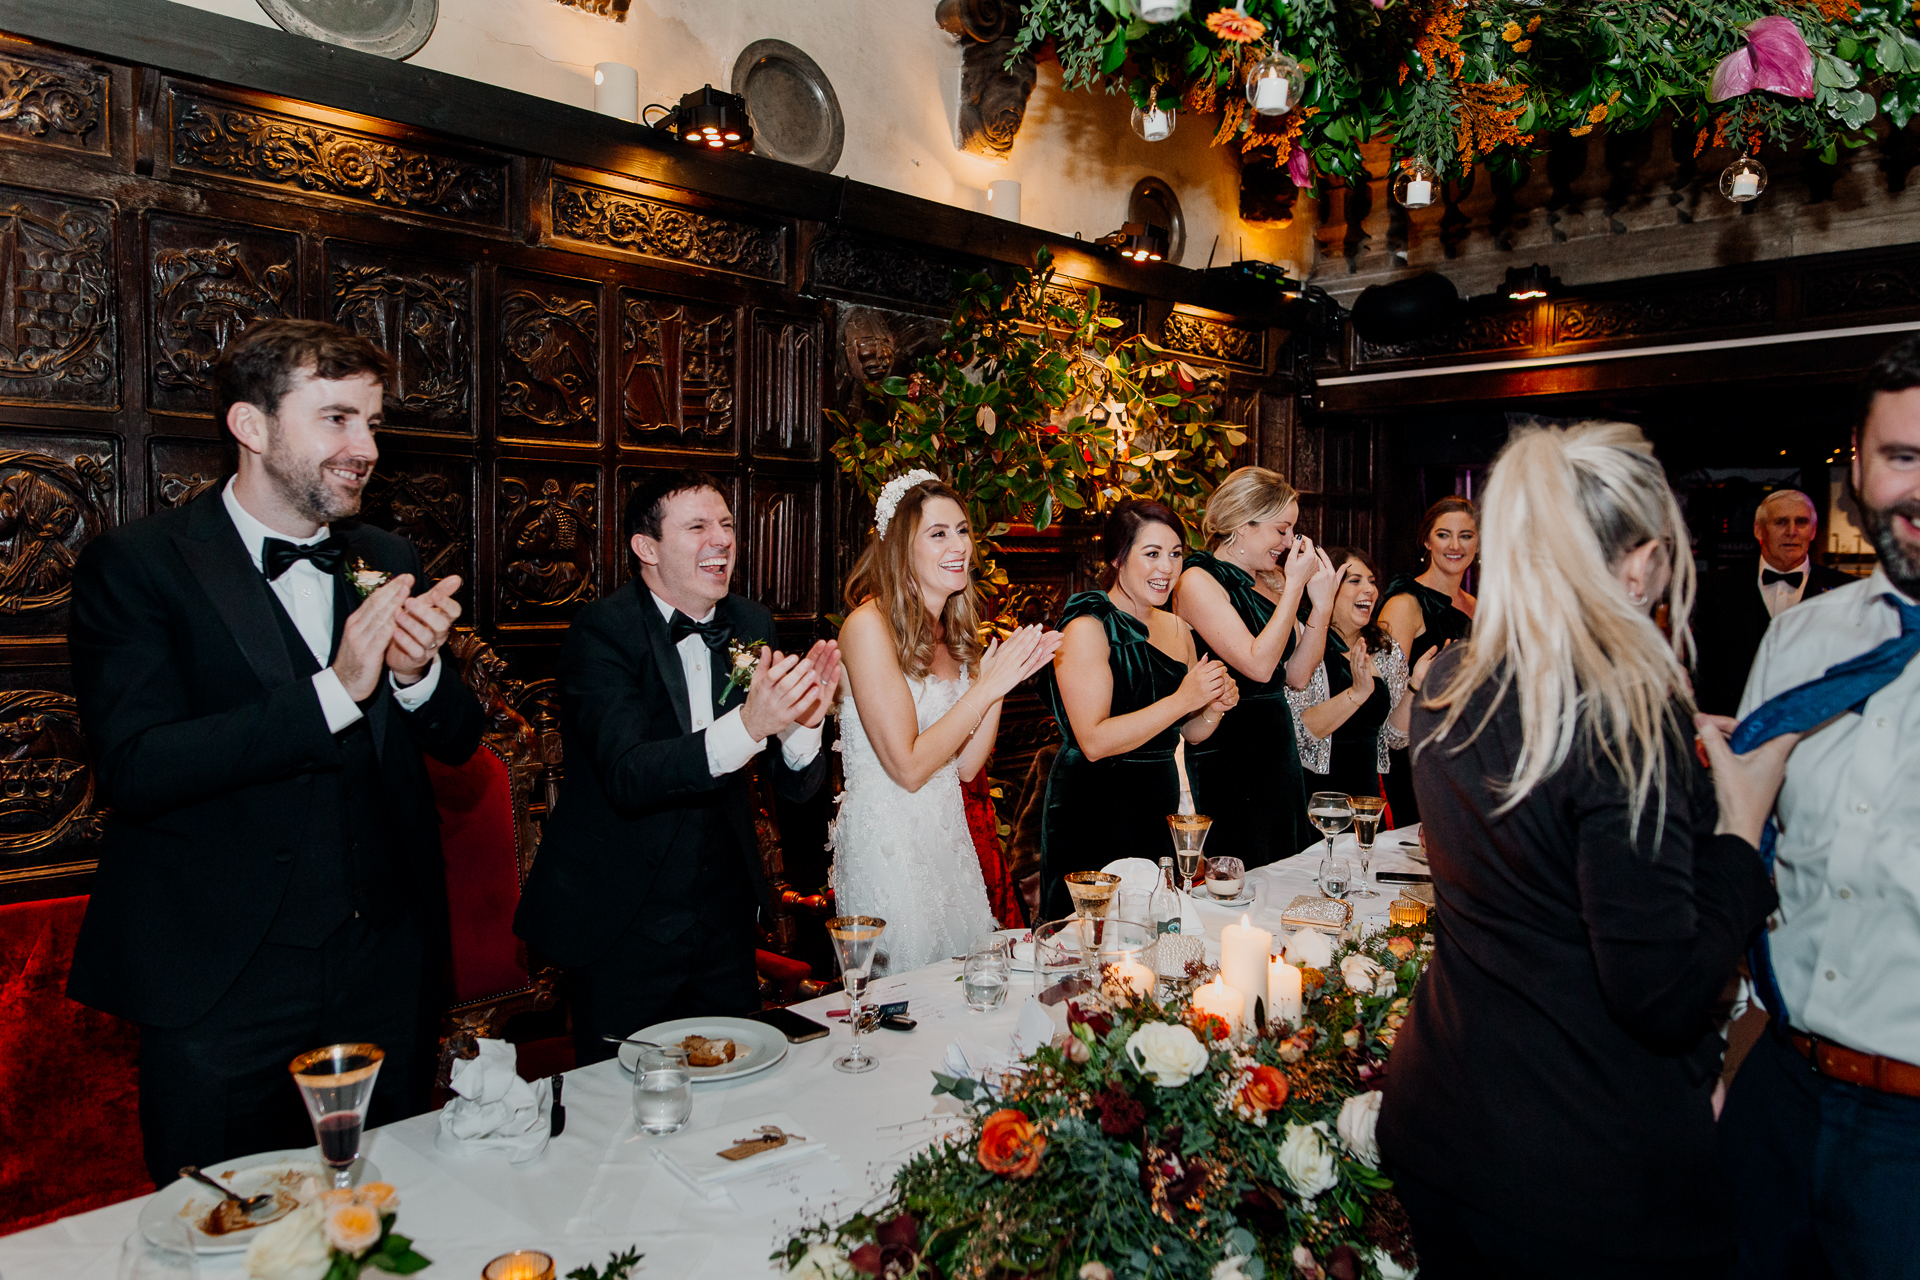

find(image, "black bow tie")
[668,609,732,650]
[1762,568,1804,589]
[262,535,347,580]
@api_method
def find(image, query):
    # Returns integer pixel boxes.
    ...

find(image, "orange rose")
[978,1109,1046,1178]
[1384,936,1416,963]
[1189,1012,1232,1043]
[1239,1064,1289,1115]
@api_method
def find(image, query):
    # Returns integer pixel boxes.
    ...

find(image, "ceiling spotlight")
[1504,264,1556,302]
[646,84,754,154]
[1098,222,1170,262]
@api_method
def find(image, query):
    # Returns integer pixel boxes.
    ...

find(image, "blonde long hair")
[1201,466,1299,549]
[844,477,985,679]
[1419,421,1697,834]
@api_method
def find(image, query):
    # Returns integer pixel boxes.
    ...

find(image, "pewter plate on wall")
[730,39,845,173]
[255,0,438,59]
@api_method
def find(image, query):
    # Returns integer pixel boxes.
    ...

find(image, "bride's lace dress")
[830,673,997,976]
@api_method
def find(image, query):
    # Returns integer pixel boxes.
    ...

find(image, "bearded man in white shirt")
[1719,335,1920,1280]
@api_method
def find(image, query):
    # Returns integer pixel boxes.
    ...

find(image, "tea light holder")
[1720,152,1767,203]
[1388,896,1428,928]
[1391,156,1439,209]
[1246,49,1303,117]
[483,1251,556,1280]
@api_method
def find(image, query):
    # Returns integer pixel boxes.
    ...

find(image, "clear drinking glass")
[631,1045,693,1135]
[962,934,1011,1012]
[1308,791,1353,845]
[826,915,886,1074]
[1205,855,1246,901]
[120,1220,198,1280]
[1319,854,1353,900]
[1347,795,1386,899]
[288,1043,383,1189]
[1167,814,1212,889]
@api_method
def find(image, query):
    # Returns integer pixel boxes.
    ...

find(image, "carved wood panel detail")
[551,179,784,280]
[808,232,960,310]
[618,289,736,452]
[1356,309,1533,365]
[1160,310,1263,370]
[752,313,821,459]
[497,461,597,622]
[360,454,473,598]
[1551,282,1775,344]
[748,478,817,617]
[0,47,107,155]
[329,245,474,434]
[149,436,227,510]
[0,688,96,858]
[0,434,113,625]
[148,216,296,414]
[170,93,508,225]
[1803,263,1920,317]
[498,272,599,443]
[0,188,116,406]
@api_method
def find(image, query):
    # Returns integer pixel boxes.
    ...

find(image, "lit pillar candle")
[1732,172,1759,199]
[1268,956,1303,1027]
[1190,978,1242,1036]
[1254,75,1290,113]
[1220,914,1273,1024]
[1114,958,1157,998]
[1406,178,1432,207]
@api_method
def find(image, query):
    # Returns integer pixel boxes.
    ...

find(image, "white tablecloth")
[0,828,1424,1278]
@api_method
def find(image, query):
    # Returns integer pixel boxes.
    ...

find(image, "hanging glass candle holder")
[1390,156,1440,209]
[1720,153,1768,203]
[1132,0,1190,20]
[1131,101,1177,143]
[1246,49,1303,116]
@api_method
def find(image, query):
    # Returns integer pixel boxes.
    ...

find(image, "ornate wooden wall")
[0,7,1310,903]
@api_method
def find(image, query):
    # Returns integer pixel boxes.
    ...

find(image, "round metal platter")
[254,0,439,60]
[730,39,845,173]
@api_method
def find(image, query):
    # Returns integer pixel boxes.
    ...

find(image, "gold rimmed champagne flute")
[825,916,886,1075]
[1166,814,1212,891]
[1348,795,1386,900]
[289,1043,383,1190]
[1063,870,1122,961]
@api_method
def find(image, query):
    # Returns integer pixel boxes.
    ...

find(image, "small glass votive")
[483,1251,556,1280]
[1388,896,1428,928]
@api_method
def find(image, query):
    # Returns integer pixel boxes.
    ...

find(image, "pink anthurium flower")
[1709,16,1815,102]
[1288,144,1315,188]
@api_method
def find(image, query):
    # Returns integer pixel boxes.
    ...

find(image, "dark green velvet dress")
[1038,592,1187,922]
[1181,551,1316,867]
[1374,573,1473,825]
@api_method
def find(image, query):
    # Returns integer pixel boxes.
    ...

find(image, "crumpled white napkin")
[435,1038,552,1163]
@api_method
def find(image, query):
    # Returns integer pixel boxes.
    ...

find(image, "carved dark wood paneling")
[170,91,508,225]
[360,454,474,597]
[0,187,116,406]
[329,244,474,434]
[551,178,784,280]
[148,215,296,415]
[498,271,599,443]
[0,687,96,859]
[748,477,817,617]
[0,45,107,155]
[1160,309,1264,370]
[496,460,598,624]
[1551,282,1775,345]
[149,436,227,510]
[0,431,113,635]
[618,288,737,452]
[807,232,960,311]
[751,312,820,459]
[1356,309,1533,365]
[1803,263,1920,318]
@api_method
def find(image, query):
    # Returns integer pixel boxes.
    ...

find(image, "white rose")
[1374,970,1398,1002]
[1284,928,1334,970]
[1125,1021,1210,1087]
[243,1203,332,1280]
[1211,1255,1254,1280]
[1276,1121,1340,1201]
[1340,954,1382,994]
[1336,1089,1383,1167]
[790,1242,856,1280]
[1373,1247,1418,1279]
[1080,1264,1116,1280]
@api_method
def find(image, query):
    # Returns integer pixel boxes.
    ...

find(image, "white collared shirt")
[1739,567,1920,1061]
[1757,554,1812,618]
[222,479,441,733]
[649,590,822,778]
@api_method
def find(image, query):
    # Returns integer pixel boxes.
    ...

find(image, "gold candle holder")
[483,1251,556,1280]
[1388,896,1427,928]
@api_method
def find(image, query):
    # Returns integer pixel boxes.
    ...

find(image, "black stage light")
[1097,222,1170,262]
[1504,263,1556,302]
[646,84,753,153]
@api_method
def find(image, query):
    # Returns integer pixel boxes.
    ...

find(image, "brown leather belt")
[1788,1030,1920,1098]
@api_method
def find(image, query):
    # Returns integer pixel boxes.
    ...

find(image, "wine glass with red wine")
[289,1043,384,1189]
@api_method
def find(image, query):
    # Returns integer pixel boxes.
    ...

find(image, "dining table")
[0,828,1425,1280]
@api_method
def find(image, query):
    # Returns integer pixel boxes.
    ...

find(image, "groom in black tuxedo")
[66,320,483,1184]
[516,470,837,1066]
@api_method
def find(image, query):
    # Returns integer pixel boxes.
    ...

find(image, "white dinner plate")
[140,1148,381,1253]
[618,1016,789,1082]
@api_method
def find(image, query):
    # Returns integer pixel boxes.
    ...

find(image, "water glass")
[120,1220,198,1280]
[1319,854,1353,900]
[288,1043,383,1189]
[962,934,1011,1012]
[1309,791,1353,843]
[632,1045,693,1135]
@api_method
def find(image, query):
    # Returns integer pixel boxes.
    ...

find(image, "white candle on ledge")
[1268,956,1303,1027]
[1253,76,1290,113]
[1191,978,1242,1036]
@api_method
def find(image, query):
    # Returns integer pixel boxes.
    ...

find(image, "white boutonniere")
[722,638,765,701]
[348,556,393,600]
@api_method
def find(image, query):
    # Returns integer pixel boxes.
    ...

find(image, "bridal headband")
[874,469,940,538]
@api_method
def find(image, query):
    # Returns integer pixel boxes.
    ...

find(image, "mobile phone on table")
[746,1007,831,1043]
[1376,871,1432,885]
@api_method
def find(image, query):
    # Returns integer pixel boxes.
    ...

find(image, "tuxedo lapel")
[715,594,752,714]
[637,586,694,735]
[172,492,295,692]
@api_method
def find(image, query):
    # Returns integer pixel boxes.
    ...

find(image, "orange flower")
[1299,965,1326,992]
[1527,15,1542,30]
[1588,102,1609,123]
[1513,39,1531,51]
[1569,124,1593,137]
[1206,7,1267,43]
[1189,1011,1232,1042]
[1500,20,1522,40]
[978,1109,1046,1178]
[1385,935,1416,963]
[1239,1064,1289,1114]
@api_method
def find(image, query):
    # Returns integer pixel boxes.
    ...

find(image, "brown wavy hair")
[1416,495,1479,565]
[844,477,985,679]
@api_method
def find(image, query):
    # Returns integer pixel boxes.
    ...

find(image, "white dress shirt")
[1739,566,1920,1061]
[223,479,440,733]
[649,591,822,778]
[1757,554,1812,618]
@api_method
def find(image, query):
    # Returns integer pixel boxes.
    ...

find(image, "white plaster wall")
[164,0,1314,273]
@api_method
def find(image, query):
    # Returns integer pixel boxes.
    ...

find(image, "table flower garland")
[245,1180,430,1280]
[779,925,1430,1280]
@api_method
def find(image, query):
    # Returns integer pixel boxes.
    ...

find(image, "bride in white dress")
[831,471,1061,975]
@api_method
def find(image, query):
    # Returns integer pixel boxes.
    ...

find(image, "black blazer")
[65,490,484,1028]
[513,581,827,969]
[1378,647,1775,1260]
[1691,561,1851,715]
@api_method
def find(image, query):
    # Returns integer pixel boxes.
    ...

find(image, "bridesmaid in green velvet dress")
[1374,495,1478,824]
[1174,467,1340,867]
[1039,500,1238,922]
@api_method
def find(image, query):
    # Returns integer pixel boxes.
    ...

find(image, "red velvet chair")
[0,895,153,1235]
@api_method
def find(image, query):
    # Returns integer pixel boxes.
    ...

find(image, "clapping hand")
[1409,642,1441,694]
[1179,656,1234,715]
[1349,636,1377,700]
[1304,546,1341,614]
[333,574,414,701]
[386,575,464,686]
[978,624,1062,700]
[1208,670,1241,716]
[1282,535,1321,590]
[741,648,827,742]
[791,639,842,729]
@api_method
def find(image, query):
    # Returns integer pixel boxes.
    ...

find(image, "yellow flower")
[1569,123,1594,136]
[1513,39,1531,51]
[323,1203,383,1258]
[354,1182,401,1214]
[1501,21,1522,40]
[1527,15,1541,31]
[1588,103,1609,123]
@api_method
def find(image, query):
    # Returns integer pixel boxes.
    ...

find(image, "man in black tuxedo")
[1693,488,1853,715]
[515,471,837,1066]
[66,320,483,1184]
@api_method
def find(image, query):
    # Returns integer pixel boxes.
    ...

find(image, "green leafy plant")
[566,1246,645,1280]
